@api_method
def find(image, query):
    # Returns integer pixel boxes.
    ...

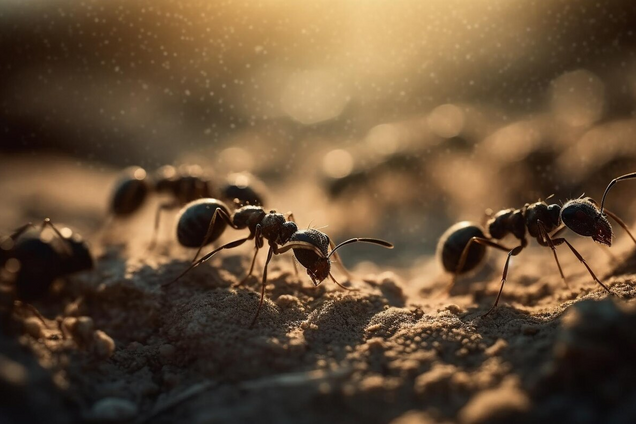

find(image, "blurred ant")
[438,174,636,316]
[109,165,214,247]
[0,218,93,328]
[109,165,266,247]
[163,203,393,327]
[221,172,266,208]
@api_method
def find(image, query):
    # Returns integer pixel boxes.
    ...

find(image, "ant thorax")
[232,206,266,231]
[260,213,288,242]
[524,202,561,238]
[561,198,613,246]
[486,208,525,240]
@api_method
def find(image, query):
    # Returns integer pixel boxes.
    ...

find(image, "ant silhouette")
[163,203,393,327]
[0,218,93,326]
[109,165,215,248]
[108,166,265,248]
[438,173,636,316]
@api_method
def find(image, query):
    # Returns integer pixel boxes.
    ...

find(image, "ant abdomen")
[176,199,231,248]
[437,221,487,275]
[110,166,152,216]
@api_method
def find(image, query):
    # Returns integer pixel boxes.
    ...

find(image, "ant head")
[289,229,331,285]
[561,198,613,246]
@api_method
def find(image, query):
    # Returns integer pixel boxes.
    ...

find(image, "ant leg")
[603,209,636,245]
[163,236,251,287]
[1,223,35,250]
[550,237,612,294]
[249,246,274,329]
[550,224,567,238]
[329,273,357,291]
[40,218,75,256]
[537,221,567,287]
[236,226,263,287]
[449,237,516,293]
[189,208,236,265]
[328,239,354,281]
[600,172,636,213]
[149,200,179,250]
[482,243,526,317]
[285,212,299,278]
[7,223,35,240]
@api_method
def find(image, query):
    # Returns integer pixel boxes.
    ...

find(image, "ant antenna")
[327,238,394,259]
[600,172,636,215]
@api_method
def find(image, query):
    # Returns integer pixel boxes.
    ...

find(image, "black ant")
[109,165,214,247]
[0,218,93,327]
[438,175,636,316]
[109,165,266,247]
[221,172,266,208]
[163,203,393,327]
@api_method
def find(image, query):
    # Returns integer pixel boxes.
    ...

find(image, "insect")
[109,165,267,248]
[164,203,394,327]
[109,165,215,246]
[0,218,93,325]
[438,176,636,316]
[221,172,266,207]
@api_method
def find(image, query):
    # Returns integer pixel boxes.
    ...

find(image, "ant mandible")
[438,173,636,317]
[163,202,393,328]
[0,218,93,326]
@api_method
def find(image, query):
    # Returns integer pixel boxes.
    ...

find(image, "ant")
[221,172,266,208]
[109,165,266,248]
[109,165,214,247]
[438,173,636,317]
[163,203,394,327]
[0,218,93,327]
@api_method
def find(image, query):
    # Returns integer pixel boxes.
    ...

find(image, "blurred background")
[2,0,636,273]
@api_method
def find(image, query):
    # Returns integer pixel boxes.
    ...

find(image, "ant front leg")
[149,200,179,250]
[537,221,567,287]
[329,273,357,291]
[327,239,355,282]
[602,209,636,245]
[549,237,612,294]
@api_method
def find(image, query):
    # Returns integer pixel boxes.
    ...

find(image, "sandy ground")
[2,154,636,424]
